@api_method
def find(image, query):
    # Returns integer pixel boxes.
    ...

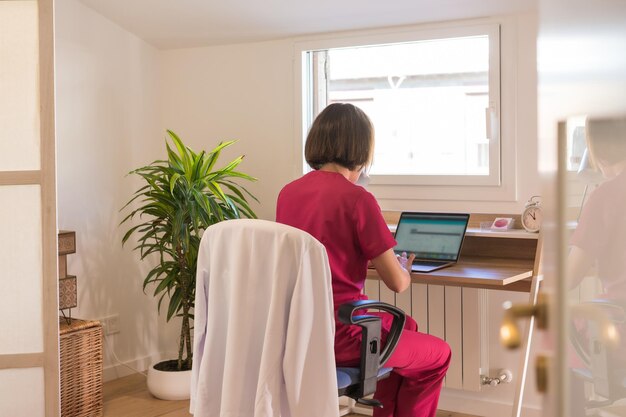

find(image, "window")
[298,24,501,187]
[565,115,587,172]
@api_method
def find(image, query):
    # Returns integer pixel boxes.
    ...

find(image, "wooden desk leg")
[511,274,543,417]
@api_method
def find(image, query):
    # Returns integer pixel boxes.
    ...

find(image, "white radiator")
[364,278,489,391]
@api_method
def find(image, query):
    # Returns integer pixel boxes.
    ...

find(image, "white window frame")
[293,19,518,202]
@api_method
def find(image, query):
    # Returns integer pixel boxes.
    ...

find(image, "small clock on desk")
[521,196,543,233]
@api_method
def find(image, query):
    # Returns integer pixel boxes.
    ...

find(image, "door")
[0,1,59,416]
[536,0,626,416]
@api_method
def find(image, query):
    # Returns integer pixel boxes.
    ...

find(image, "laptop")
[394,212,470,273]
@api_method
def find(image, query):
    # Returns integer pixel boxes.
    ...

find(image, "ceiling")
[77,0,536,50]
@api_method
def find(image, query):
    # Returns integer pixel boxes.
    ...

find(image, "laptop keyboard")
[414,261,447,267]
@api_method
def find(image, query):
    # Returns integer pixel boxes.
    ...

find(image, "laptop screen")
[394,212,470,262]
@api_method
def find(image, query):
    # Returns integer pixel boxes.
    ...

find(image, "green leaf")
[169,173,181,195]
[167,287,183,321]
[166,142,184,172]
[167,130,193,180]
[219,155,244,173]
[205,141,235,172]
[220,170,257,182]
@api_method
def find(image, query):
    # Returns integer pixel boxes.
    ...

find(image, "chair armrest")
[585,299,626,322]
[338,299,406,366]
[570,299,626,367]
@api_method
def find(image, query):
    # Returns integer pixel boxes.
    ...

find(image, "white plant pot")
[147,361,191,400]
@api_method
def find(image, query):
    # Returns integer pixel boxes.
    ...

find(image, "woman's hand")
[396,251,416,273]
[371,249,414,293]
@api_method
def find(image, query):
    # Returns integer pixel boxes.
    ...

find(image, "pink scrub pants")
[335,313,451,417]
[372,315,451,417]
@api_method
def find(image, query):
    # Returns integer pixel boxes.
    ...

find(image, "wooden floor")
[103,373,480,417]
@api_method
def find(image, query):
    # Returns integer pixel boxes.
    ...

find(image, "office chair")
[336,299,405,407]
[570,299,626,412]
[191,219,405,416]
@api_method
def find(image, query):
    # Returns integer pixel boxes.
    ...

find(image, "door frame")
[0,0,59,415]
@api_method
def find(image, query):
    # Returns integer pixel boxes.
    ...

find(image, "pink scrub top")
[276,170,397,364]
[570,169,626,297]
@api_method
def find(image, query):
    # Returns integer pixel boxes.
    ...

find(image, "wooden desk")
[364,212,542,417]
[369,256,534,291]
[369,227,539,292]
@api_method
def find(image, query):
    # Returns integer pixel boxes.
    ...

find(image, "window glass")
[303,27,500,186]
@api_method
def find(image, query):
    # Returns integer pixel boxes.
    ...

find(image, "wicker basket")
[59,318,103,417]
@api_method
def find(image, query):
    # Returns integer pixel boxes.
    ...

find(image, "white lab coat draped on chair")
[190,219,340,417]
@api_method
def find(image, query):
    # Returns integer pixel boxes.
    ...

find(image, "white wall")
[159,39,295,220]
[55,0,177,380]
[159,13,541,416]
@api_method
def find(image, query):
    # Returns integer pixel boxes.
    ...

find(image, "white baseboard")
[438,390,542,417]
[102,353,154,382]
[339,397,356,416]
[101,330,183,382]
[338,396,351,407]
[102,346,188,382]
[351,404,373,415]
[101,336,162,382]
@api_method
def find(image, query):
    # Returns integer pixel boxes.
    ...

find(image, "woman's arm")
[567,245,594,289]
[370,249,414,293]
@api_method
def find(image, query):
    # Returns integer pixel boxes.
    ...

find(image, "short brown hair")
[586,117,626,165]
[305,103,374,171]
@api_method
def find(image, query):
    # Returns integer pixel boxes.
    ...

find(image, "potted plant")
[121,130,257,399]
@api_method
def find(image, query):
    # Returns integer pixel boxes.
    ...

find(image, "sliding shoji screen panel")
[0,1,40,170]
[0,368,46,415]
[0,186,44,352]
[0,1,59,416]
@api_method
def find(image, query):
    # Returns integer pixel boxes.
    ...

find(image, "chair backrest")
[190,219,340,417]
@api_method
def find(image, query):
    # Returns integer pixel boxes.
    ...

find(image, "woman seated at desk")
[276,103,451,417]
[567,117,626,414]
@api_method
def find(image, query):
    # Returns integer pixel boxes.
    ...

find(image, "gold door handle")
[500,296,621,349]
[535,355,549,393]
[571,302,621,348]
[500,294,548,349]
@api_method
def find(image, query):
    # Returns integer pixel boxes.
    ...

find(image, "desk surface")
[367,256,534,292]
